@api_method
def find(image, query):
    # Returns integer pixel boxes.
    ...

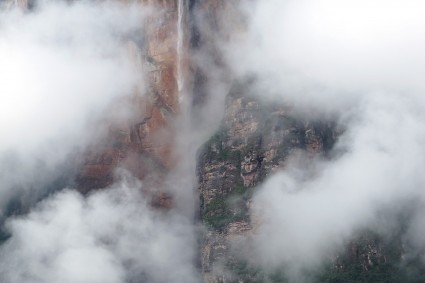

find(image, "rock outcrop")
[68,0,415,281]
[77,0,186,196]
[191,1,410,282]
[197,87,336,282]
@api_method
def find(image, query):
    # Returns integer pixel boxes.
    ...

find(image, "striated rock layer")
[197,88,337,282]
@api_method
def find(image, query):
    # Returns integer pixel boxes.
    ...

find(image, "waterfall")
[177,0,185,101]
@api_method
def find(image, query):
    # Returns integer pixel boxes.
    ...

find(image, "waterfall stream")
[177,0,185,101]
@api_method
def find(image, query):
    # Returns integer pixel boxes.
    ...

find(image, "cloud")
[228,0,425,115]
[6,0,425,282]
[0,0,144,211]
[0,170,200,283]
[224,0,425,278]
[0,3,204,283]
[251,92,425,273]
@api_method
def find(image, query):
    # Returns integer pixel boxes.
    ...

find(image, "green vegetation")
[203,181,252,231]
[316,261,406,283]
[201,127,258,231]
[203,195,248,231]
[226,260,265,283]
[201,127,241,163]
[230,183,246,196]
[314,232,425,283]
[220,148,241,162]
[225,260,289,283]
[221,231,425,283]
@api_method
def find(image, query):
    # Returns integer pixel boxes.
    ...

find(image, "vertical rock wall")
[191,2,404,282]
[77,0,187,197]
[197,89,336,282]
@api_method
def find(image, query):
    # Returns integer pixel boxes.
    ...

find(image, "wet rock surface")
[197,86,337,281]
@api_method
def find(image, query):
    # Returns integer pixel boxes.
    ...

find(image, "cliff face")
[197,88,337,282]
[77,0,185,196]
[190,2,408,283]
[4,1,422,282]
[69,0,380,281]
[196,90,408,282]
[64,0,410,281]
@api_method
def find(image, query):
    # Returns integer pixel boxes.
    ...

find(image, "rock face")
[68,0,415,281]
[77,0,186,195]
[190,2,412,282]
[2,0,420,282]
[197,88,337,282]
[195,79,412,283]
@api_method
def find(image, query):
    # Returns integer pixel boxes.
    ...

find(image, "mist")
[0,1,199,282]
[223,0,425,279]
[3,0,425,282]
[0,170,199,283]
[0,1,206,282]
[0,0,145,212]
[229,0,425,115]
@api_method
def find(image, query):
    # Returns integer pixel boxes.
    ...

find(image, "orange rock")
[77,0,186,209]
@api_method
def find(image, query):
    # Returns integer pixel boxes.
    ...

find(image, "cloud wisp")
[225,0,425,279]
[0,170,200,283]
[0,2,203,283]
[0,1,142,212]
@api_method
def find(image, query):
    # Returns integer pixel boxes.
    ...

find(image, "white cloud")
[226,0,425,277]
[0,171,200,283]
[0,3,205,282]
[0,1,143,210]
[229,0,425,113]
